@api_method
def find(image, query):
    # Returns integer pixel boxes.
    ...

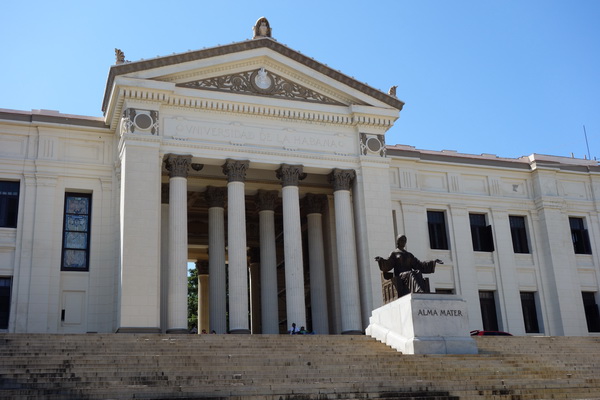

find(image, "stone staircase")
[1,333,600,400]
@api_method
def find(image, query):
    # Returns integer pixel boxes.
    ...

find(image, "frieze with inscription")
[164,117,355,155]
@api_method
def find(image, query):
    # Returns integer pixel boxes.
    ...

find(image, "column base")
[166,328,189,334]
[341,330,364,335]
[229,329,251,334]
[116,327,162,334]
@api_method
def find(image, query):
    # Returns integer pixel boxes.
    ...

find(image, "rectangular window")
[520,292,540,333]
[582,292,600,332]
[0,277,11,329]
[0,181,20,228]
[427,210,449,250]
[479,291,499,331]
[61,193,92,271]
[570,217,592,254]
[509,216,530,254]
[470,213,494,252]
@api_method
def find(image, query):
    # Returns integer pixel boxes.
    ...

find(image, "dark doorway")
[479,291,499,331]
[582,292,600,332]
[0,277,11,329]
[520,292,540,333]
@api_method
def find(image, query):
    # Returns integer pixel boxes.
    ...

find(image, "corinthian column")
[165,154,192,333]
[304,193,329,334]
[205,186,227,334]
[329,168,362,334]
[256,190,279,334]
[276,164,307,332]
[222,159,250,334]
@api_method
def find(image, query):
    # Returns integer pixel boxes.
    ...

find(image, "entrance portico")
[110,20,403,334]
[156,153,368,334]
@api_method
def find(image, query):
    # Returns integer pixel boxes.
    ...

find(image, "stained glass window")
[61,193,91,271]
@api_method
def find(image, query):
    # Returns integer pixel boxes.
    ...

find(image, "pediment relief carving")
[177,68,345,106]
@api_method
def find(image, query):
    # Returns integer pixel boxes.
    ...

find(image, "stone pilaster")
[256,190,279,333]
[223,160,250,334]
[277,164,307,331]
[205,186,227,334]
[329,169,362,334]
[304,193,329,334]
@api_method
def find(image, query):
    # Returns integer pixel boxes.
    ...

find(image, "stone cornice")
[102,38,404,114]
[0,109,109,130]
[109,85,397,131]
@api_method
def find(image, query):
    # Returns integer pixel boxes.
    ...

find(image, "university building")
[1,18,599,336]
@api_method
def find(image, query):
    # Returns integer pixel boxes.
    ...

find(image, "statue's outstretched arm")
[374,256,392,272]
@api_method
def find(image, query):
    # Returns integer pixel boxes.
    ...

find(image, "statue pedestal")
[366,293,477,355]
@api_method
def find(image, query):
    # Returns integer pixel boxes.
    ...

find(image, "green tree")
[188,264,198,331]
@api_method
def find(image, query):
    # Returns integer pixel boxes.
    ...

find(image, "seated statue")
[375,235,443,298]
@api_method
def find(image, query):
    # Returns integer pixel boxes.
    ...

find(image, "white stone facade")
[0,29,598,336]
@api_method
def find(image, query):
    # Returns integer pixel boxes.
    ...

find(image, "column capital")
[276,164,307,187]
[165,154,192,178]
[256,190,279,211]
[222,159,249,182]
[304,193,326,214]
[329,168,355,191]
[205,186,227,208]
[196,260,209,275]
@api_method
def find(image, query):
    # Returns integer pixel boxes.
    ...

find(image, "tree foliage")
[188,265,198,331]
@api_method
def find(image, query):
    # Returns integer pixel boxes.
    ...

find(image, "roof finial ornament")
[115,48,126,65]
[253,17,272,39]
[388,85,398,98]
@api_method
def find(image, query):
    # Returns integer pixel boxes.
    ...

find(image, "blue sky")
[2,1,599,160]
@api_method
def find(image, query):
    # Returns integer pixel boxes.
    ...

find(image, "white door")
[61,290,87,332]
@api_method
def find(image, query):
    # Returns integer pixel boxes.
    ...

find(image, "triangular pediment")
[104,38,403,110]
[176,68,345,106]
[103,38,404,129]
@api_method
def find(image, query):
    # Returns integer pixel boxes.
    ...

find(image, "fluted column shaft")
[206,186,227,334]
[249,261,261,333]
[305,193,329,334]
[165,154,192,333]
[257,190,279,334]
[329,169,362,334]
[277,164,307,331]
[197,261,209,334]
[223,159,250,334]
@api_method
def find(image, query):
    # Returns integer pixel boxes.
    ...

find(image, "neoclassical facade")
[1,19,599,336]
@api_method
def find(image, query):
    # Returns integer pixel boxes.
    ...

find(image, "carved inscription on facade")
[417,309,463,317]
[164,118,354,154]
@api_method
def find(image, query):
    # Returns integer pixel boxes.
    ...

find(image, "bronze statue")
[375,235,442,297]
